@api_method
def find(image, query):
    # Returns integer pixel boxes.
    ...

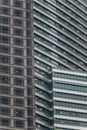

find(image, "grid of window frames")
[34,0,87,129]
[0,0,34,129]
[53,69,87,129]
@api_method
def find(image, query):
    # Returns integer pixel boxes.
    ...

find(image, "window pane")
[0,96,10,105]
[27,87,34,95]
[27,98,34,106]
[0,65,10,74]
[0,76,10,84]
[14,0,23,8]
[14,67,24,75]
[14,9,23,17]
[14,48,23,55]
[14,109,24,117]
[0,7,10,15]
[14,88,24,96]
[14,98,24,106]
[0,86,10,94]
[27,58,33,66]
[0,107,10,115]
[27,30,32,37]
[1,118,10,126]
[27,77,33,86]
[0,0,10,5]
[27,68,33,75]
[26,11,31,19]
[14,57,24,65]
[0,46,10,54]
[27,39,33,47]
[0,55,10,64]
[28,118,33,126]
[14,28,23,36]
[27,48,32,56]
[13,37,23,46]
[28,108,33,115]
[13,18,23,26]
[0,36,10,44]
[14,119,24,128]
[14,78,24,86]
[0,16,10,24]
[0,26,10,34]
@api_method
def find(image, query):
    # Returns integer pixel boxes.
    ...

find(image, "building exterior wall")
[0,0,87,130]
[0,0,35,130]
[53,69,87,130]
[34,0,87,129]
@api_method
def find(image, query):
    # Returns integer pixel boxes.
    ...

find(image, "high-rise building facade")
[0,0,35,130]
[34,0,87,129]
[0,0,87,130]
[53,69,87,130]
